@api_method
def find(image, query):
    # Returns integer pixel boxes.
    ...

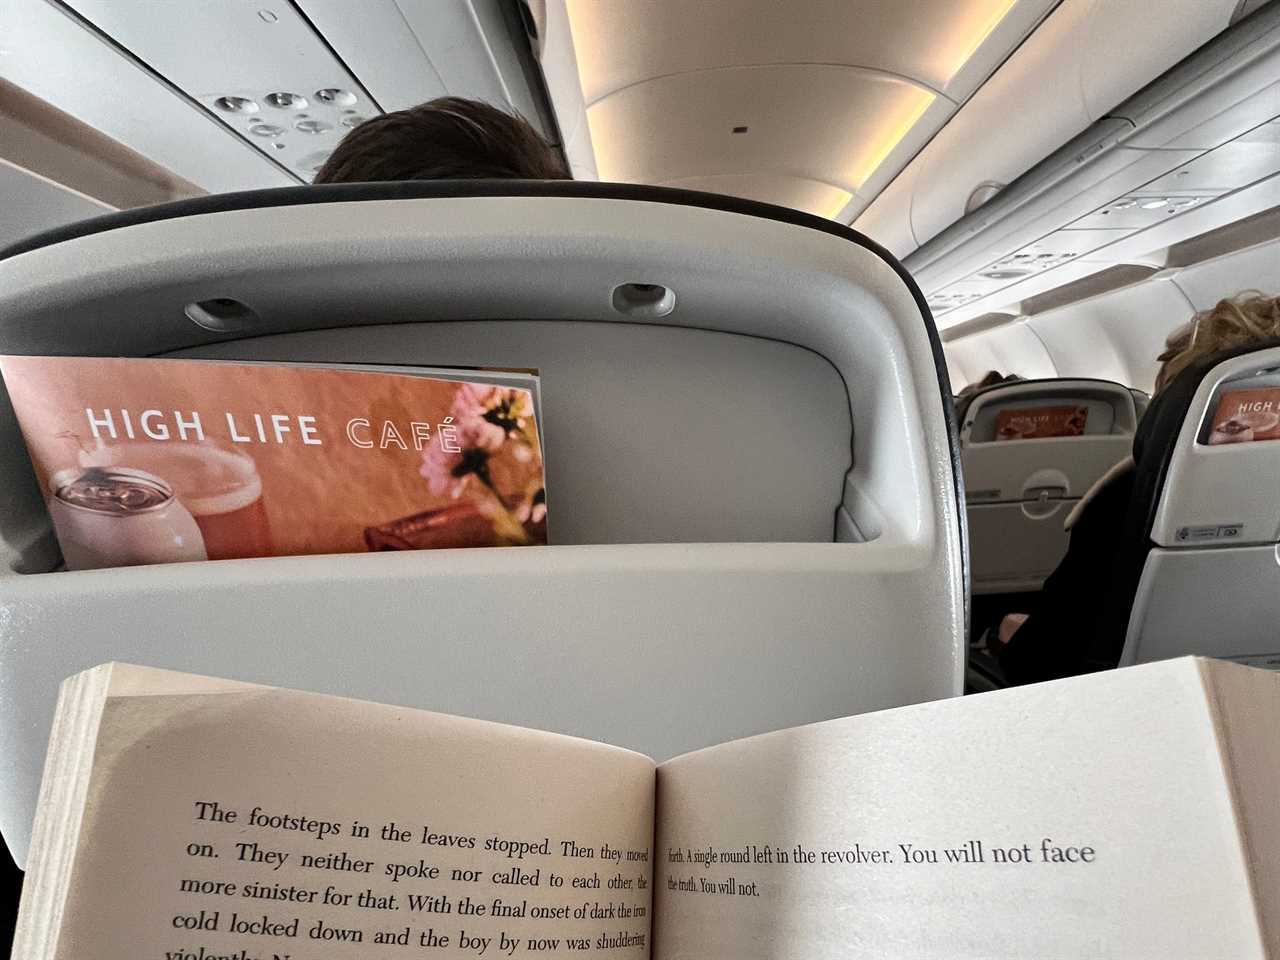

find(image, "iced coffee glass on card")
[81,441,272,560]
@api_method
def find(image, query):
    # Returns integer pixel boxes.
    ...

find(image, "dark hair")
[956,370,1020,400]
[313,96,570,184]
[1155,291,1280,392]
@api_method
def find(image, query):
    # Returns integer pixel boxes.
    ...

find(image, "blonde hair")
[1155,292,1280,392]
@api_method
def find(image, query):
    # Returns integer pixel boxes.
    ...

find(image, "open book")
[13,658,1279,959]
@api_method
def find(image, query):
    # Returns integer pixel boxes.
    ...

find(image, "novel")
[12,657,1279,959]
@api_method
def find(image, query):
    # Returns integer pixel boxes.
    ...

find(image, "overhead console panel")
[61,0,380,183]
[2,1,293,194]
[6,0,555,194]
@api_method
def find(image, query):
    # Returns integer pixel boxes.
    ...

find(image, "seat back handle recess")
[1020,468,1070,519]
[612,282,675,319]
[184,298,261,334]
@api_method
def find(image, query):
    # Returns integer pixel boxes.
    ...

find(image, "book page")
[654,659,1266,959]
[49,666,653,959]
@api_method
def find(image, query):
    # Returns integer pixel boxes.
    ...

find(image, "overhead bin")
[942,224,1280,398]
[536,0,1059,220]
[894,0,1280,328]
[0,182,965,866]
[855,0,1245,259]
[961,378,1137,594]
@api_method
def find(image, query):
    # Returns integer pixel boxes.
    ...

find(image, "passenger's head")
[956,370,1020,402]
[1153,292,1280,393]
[313,96,570,184]
[970,370,1009,392]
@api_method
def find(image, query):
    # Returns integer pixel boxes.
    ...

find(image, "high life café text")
[82,407,463,452]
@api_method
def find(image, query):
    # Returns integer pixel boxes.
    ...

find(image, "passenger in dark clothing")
[990,293,1280,684]
[995,462,1135,684]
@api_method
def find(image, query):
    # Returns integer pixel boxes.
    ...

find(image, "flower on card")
[420,443,468,498]
[515,487,547,524]
[419,386,539,502]
[455,384,535,449]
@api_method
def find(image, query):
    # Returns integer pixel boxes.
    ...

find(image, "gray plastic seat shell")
[0,192,964,865]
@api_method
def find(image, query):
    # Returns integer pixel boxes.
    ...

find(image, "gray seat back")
[961,378,1136,594]
[0,183,965,865]
[1122,345,1280,668]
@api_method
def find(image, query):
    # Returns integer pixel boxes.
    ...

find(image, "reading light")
[265,91,307,110]
[214,96,258,114]
[315,88,357,106]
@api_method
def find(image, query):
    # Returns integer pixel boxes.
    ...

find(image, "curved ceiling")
[569,0,1026,102]
[562,0,1057,218]
[588,64,935,217]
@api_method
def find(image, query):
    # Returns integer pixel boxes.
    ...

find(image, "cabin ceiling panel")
[587,64,934,215]
[567,0,1043,105]
[563,0,1056,216]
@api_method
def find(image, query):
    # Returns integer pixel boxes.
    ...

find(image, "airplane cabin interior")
[2,0,1280,954]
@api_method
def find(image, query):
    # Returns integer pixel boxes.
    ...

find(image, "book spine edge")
[11,663,115,960]
[1197,659,1276,958]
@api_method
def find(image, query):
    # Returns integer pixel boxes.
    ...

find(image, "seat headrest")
[958,376,1137,444]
